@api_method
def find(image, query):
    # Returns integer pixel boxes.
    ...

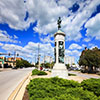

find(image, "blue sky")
[0,0,100,63]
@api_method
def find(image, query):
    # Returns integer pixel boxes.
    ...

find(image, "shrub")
[66,87,97,100]
[32,69,39,75]
[32,69,47,75]
[50,77,80,88]
[38,71,47,75]
[27,77,98,100]
[81,78,100,96]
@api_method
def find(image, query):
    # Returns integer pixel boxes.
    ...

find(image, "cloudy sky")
[0,0,100,63]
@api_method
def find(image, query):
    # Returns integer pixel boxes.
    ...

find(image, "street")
[69,71,100,79]
[0,68,34,100]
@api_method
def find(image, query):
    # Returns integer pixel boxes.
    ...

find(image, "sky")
[0,0,100,64]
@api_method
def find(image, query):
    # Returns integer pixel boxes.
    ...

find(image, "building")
[0,57,22,68]
[65,56,75,65]
[16,57,22,61]
[7,57,22,61]
[44,56,53,63]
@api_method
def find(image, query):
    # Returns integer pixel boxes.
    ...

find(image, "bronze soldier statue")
[57,17,62,30]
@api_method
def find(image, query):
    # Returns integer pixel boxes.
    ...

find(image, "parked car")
[43,68,49,71]
[12,67,17,69]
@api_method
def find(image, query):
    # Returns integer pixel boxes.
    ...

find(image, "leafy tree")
[51,62,54,68]
[22,60,31,68]
[40,62,54,69]
[45,63,50,68]
[16,59,31,68]
[72,63,75,65]
[79,47,100,73]
[16,60,24,68]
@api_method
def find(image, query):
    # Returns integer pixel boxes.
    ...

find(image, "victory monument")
[51,17,68,79]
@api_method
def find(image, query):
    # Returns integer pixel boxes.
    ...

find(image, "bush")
[32,69,39,75]
[27,77,98,100]
[32,69,47,75]
[38,71,47,75]
[65,87,97,100]
[81,78,100,96]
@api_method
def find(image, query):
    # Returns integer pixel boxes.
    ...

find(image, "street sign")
[0,59,4,64]
[2,60,4,64]
[0,59,3,61]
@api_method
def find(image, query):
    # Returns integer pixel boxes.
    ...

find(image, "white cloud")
[0,30,19,43]
[65,49,81,64]
[2,42,54,62]
[62,0,100,41]
[85,13,100,40]
[66,43,82,62]
[90,45,98,50]
[0,0,30,30]
[69,43,82,50]
[65,49,81,59]
[0,42,3,46]
[88,43,99,50]
[83,38,91,42]
[40,35,54,44]
[0,0,100,42]
[14,35,18,39]
[82,44,87,48]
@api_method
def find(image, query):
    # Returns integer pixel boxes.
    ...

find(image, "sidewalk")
[69,71,100,79]
[31,71,87,83]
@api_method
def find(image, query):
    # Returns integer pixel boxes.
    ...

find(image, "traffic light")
[8,53,11,56]
[17,54,19,56]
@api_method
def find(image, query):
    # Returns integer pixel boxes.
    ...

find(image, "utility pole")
[35,54,36,66]
[13,50,19,68]
[38,44,40,70]
[44,53,45,68]
[50,56,52,70]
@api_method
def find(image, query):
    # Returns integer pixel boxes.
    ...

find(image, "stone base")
[51,63,68,79]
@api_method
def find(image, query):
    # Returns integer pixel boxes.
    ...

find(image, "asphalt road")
[0,68,34,100]
[69,71,100,79]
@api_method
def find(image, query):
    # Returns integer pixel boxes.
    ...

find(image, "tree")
[40,62,54,69]
[16,60,24,68]
[79,47,100,73]
[45,63,51,68]
[16,59,31,68]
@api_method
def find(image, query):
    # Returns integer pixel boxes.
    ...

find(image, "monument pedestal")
[51,63,68,79]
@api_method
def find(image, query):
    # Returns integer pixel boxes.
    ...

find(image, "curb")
[8,73,32,100]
